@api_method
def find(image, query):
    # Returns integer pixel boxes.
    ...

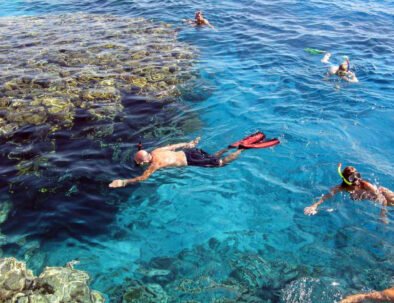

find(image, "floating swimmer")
[109,131,279,188]
[304,163,394,222]
[340,286,394,303]
[321,52,359,83]
[183,10,215,29]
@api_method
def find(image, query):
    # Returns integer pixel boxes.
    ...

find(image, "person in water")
[109,131,279,188]
[321,52,359,83]
[183,10,215,29]
[340,286,394,303]
[304,163,394,221]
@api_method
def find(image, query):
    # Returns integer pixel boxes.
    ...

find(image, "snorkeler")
[183,10,215,29]
[321,53,359,83]
[340,286,394,303]
[109,131,279,188]
[304,163,394,221]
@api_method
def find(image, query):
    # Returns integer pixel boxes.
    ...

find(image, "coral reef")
[121,281,168,303]
[0,200,11,226]
[0,13,196,136]
[0,257,105,303]
[107,237,313,302]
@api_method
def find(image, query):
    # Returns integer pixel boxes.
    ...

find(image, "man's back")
[151,148,188,168]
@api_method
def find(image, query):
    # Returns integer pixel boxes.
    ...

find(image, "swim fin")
[229,131,265,148]
[239,138,280,149]
[304,48,326,55]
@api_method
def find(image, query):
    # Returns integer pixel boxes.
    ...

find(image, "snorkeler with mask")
[109,131,280,188]
[304,163,394,222]
[321,53,359,83]
[183,10,215,29]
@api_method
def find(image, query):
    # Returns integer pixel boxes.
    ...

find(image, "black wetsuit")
[183,148,221,167]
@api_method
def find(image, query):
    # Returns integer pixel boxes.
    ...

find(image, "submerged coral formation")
[0,13,195,136]
[0,200,11,226]
[0,257,105,303]
[105,237,317,302]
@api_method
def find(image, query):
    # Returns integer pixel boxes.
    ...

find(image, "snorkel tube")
[137,141,143,151]
[343,56,350,71]
[134,139,144,166]
[337,163,353,186]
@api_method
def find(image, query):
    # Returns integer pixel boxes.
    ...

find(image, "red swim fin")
[229,131,265,148]
[239,138,280,149]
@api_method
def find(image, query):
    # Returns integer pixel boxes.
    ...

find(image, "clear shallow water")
[0,0,394,302]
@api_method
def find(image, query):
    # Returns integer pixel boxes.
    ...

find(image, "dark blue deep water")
[0,0,393,302]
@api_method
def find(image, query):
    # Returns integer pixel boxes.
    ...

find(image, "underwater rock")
[0,257,105,303]
[0,13,196,135]
[229,254,273,289]
[179,78,215,102]
[0,200,11,225]
[281,277,346,303]
[120,238,307,303]
[122,281,168,303]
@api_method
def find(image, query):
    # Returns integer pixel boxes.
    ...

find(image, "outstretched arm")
[157,136,200,151]
[109,164,159,188]
[183,19,197,26]
[321,52,331,63]
[304,185,343,215]
[206,20,215,30]
[340,287,394,303]
[341,71,359,83]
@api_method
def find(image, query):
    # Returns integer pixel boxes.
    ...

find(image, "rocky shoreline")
[0,257,105,303]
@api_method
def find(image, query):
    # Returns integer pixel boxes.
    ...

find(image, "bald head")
[134,150,151,165]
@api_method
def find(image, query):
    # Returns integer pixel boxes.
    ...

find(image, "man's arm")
[109,164,158,188]
[183,19,197,26]
[340,287,394,303]
[341,72,359,83]
[304,186,342,215]
[205,20,215,29]
[157,137,200,151]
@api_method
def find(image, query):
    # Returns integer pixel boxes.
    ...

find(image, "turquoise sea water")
[0,0,393,302]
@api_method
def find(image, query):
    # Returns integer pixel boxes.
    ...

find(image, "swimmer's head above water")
[134,150,152,166]
[195,10,205,24]
[338,163,361,186]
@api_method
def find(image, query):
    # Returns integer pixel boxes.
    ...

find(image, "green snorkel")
[337,163,353,186]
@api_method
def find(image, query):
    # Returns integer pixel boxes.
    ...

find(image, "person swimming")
[321,52,359,83]
[304,163,394,222]
[183,10,215,29]
[109,131,280,188]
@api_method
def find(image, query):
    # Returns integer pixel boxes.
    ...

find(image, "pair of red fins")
[229,131,280,149]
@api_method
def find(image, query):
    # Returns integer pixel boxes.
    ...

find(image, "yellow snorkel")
[337,163,353,186]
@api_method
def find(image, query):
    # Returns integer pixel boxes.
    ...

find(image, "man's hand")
[188,136,201,148]
[304,205,318,216]
[109,179,126,188]
[340,294,367,303]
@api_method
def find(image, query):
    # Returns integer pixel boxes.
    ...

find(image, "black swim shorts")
[183,148,221,167]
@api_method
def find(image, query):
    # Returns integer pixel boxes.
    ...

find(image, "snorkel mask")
[337,163,360,186]
[342,56,350,72]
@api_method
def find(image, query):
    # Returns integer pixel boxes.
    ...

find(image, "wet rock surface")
[0,13,196,136]
[0,257,105,303]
